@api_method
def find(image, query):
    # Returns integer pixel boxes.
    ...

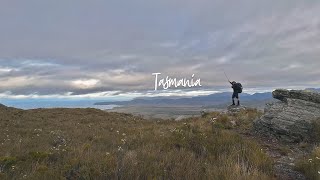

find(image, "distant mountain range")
[95,92,274,107]
[306,88,320,92]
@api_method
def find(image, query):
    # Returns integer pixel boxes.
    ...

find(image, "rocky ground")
[253,89,320,180]
[250,129,309,180]
[226,105,309,180]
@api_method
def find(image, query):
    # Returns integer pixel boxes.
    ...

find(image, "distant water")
[1,99,120,110]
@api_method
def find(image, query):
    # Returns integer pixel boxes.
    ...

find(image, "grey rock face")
[254,89,320,142]
[272,89,320,104]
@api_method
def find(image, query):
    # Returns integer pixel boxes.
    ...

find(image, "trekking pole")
[223,71,231,83]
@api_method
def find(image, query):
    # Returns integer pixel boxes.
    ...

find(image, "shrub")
[296,146,320,180]
[311,119,320,143]
[29,151,51,161]
[0,156,17,171]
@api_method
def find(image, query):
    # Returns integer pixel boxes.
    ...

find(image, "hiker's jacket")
[230,82,240,93]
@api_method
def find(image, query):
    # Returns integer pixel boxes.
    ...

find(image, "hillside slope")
[0,105,274,180]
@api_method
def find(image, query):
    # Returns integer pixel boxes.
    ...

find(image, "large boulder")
[254,89,320,142]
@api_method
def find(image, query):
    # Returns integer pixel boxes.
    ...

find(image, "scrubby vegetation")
[311,120,320,143]
[296,146,320,180]
[0,106,274,179]
[295,119,320,180]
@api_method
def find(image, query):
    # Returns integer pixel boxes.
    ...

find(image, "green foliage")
[29,151,51,161]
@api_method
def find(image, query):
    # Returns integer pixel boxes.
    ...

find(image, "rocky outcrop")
[227,105,247,114]
[254,89,320,142]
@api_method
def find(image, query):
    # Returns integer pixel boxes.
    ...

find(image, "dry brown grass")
[0,106,274,180]
[295,119,320,180]
[295,146,320,180]
[311,119,320,143]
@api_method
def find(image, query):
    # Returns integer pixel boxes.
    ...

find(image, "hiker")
[230,81,242,106]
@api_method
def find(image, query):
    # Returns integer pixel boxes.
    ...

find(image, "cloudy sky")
[0,0,320,99]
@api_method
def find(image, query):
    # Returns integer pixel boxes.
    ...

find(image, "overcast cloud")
[0,0,319,99]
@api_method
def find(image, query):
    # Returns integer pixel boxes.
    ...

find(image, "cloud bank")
[0,0,319,99]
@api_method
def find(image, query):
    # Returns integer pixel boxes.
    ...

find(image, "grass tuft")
[296,146,320,180]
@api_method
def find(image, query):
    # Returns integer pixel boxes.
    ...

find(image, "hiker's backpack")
[235,83,243,93]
